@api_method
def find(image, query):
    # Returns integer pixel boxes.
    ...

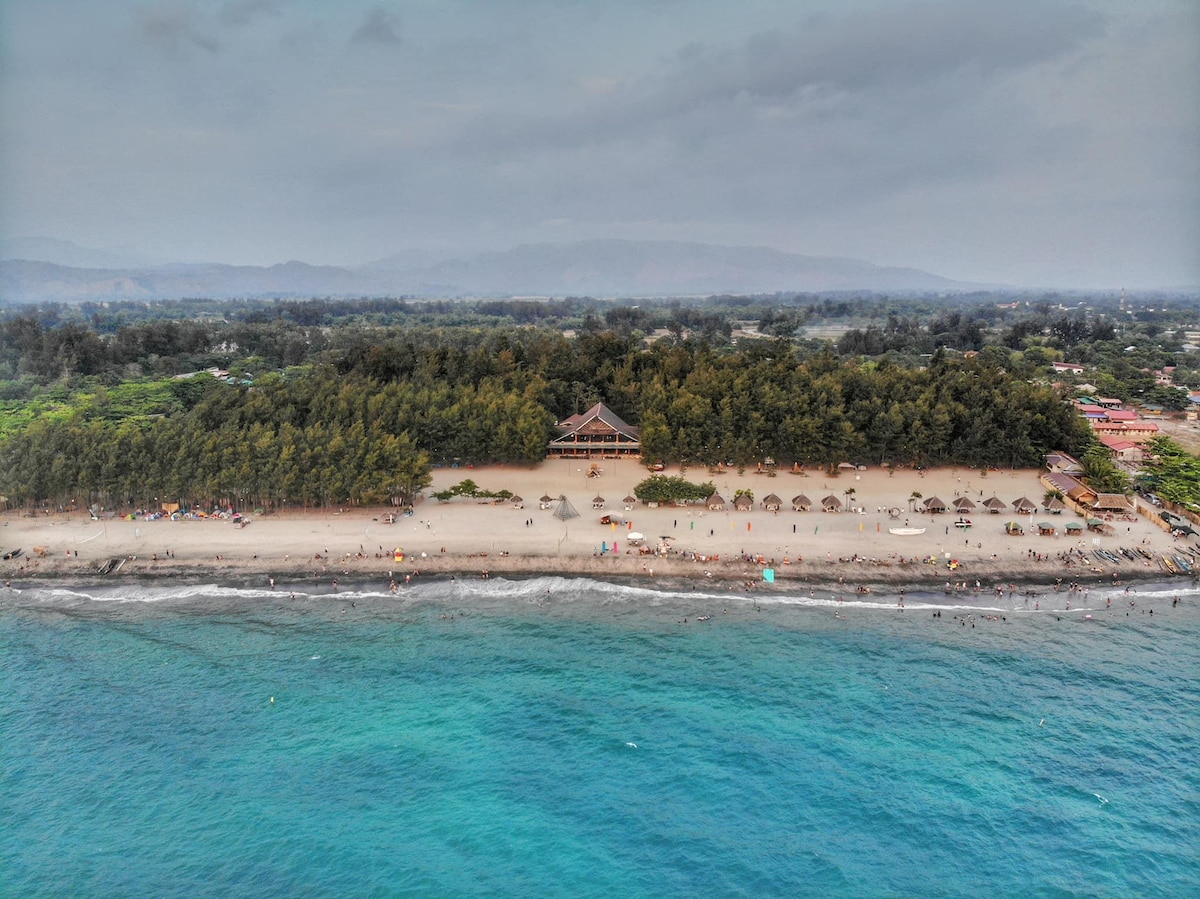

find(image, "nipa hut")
[592,495,606,509]
[983,496,1007,513]
[952,497,976,511]
[706,493,726,511]
[733,494,753,511]
[821,495,843,512]
[1012,497,1037,514]
[791,494,812,512]
[509,495,524,509]
[923,496,947,513]
[762,493,783,512]
[1042,497,1067,514]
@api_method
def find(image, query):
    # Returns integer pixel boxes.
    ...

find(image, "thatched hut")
[952,497,976,511]
[923,496,947,513]
[733,494,753,511]
[591,495,606,510]
[1042,497,1067,514]
[1012,497,1037,514]
[762,493,783,512]
[983,496,1006,513]
[791,494,812,512]
[821,495,843,512]
[706,493,726,511]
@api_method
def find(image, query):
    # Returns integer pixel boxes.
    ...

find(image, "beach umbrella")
[623,494,637,504]
[553,495,580,521]
[593,495,605,504]
[539,493,554,504]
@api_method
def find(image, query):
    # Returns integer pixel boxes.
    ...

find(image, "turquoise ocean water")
[3,577,1198,897]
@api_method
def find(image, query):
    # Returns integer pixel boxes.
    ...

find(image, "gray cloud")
[351,6,400,45]
[220,0,278,28]
[137,2,220,53]
[0,0,1195,286]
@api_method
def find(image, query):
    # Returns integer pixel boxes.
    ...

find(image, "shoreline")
[4,462,1196,594]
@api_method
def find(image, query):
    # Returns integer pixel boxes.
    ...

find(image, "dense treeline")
[0,370,554,510]
[2,292,1192,509]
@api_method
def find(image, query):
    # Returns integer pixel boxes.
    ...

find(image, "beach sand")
[0,463,1182,590]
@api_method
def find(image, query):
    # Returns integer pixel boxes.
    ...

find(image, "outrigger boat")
[1,548,22,560]
[888,527,926,536]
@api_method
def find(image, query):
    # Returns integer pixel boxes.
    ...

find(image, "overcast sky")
[1,0,1197,287]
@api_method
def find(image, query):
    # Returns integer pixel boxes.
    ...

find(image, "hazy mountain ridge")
[1,239,979,302]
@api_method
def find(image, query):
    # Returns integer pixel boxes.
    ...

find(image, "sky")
[1,0,1197,288]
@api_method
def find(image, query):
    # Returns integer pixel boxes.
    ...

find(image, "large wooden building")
[547,402,642,458]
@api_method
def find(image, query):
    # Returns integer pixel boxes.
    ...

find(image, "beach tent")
[627,531,645,545]
[952,497,976,511]
[792,494,812,511]
[553,496,580,521]
[762,493,783,511]
[821,495,843,512]
[983,496,1006,513]
[1012,497,1037,514]
[923,496,947,513]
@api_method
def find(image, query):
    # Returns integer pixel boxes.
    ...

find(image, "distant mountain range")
[0,238,980,302]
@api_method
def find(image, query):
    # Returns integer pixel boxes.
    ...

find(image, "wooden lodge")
[547,402,642,458]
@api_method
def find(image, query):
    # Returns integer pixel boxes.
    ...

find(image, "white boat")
[888,527,926,536]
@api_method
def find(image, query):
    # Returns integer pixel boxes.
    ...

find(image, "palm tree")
[908,490,923,511]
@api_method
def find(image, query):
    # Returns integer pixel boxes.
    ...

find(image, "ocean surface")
[3,577,1198,898]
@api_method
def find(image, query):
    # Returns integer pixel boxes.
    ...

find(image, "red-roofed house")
[1091,420,1159,443]
[1103,409,1138,422]
[1097,435,1144,463]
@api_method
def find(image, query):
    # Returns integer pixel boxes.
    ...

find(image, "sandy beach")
[1,462,1188,590]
